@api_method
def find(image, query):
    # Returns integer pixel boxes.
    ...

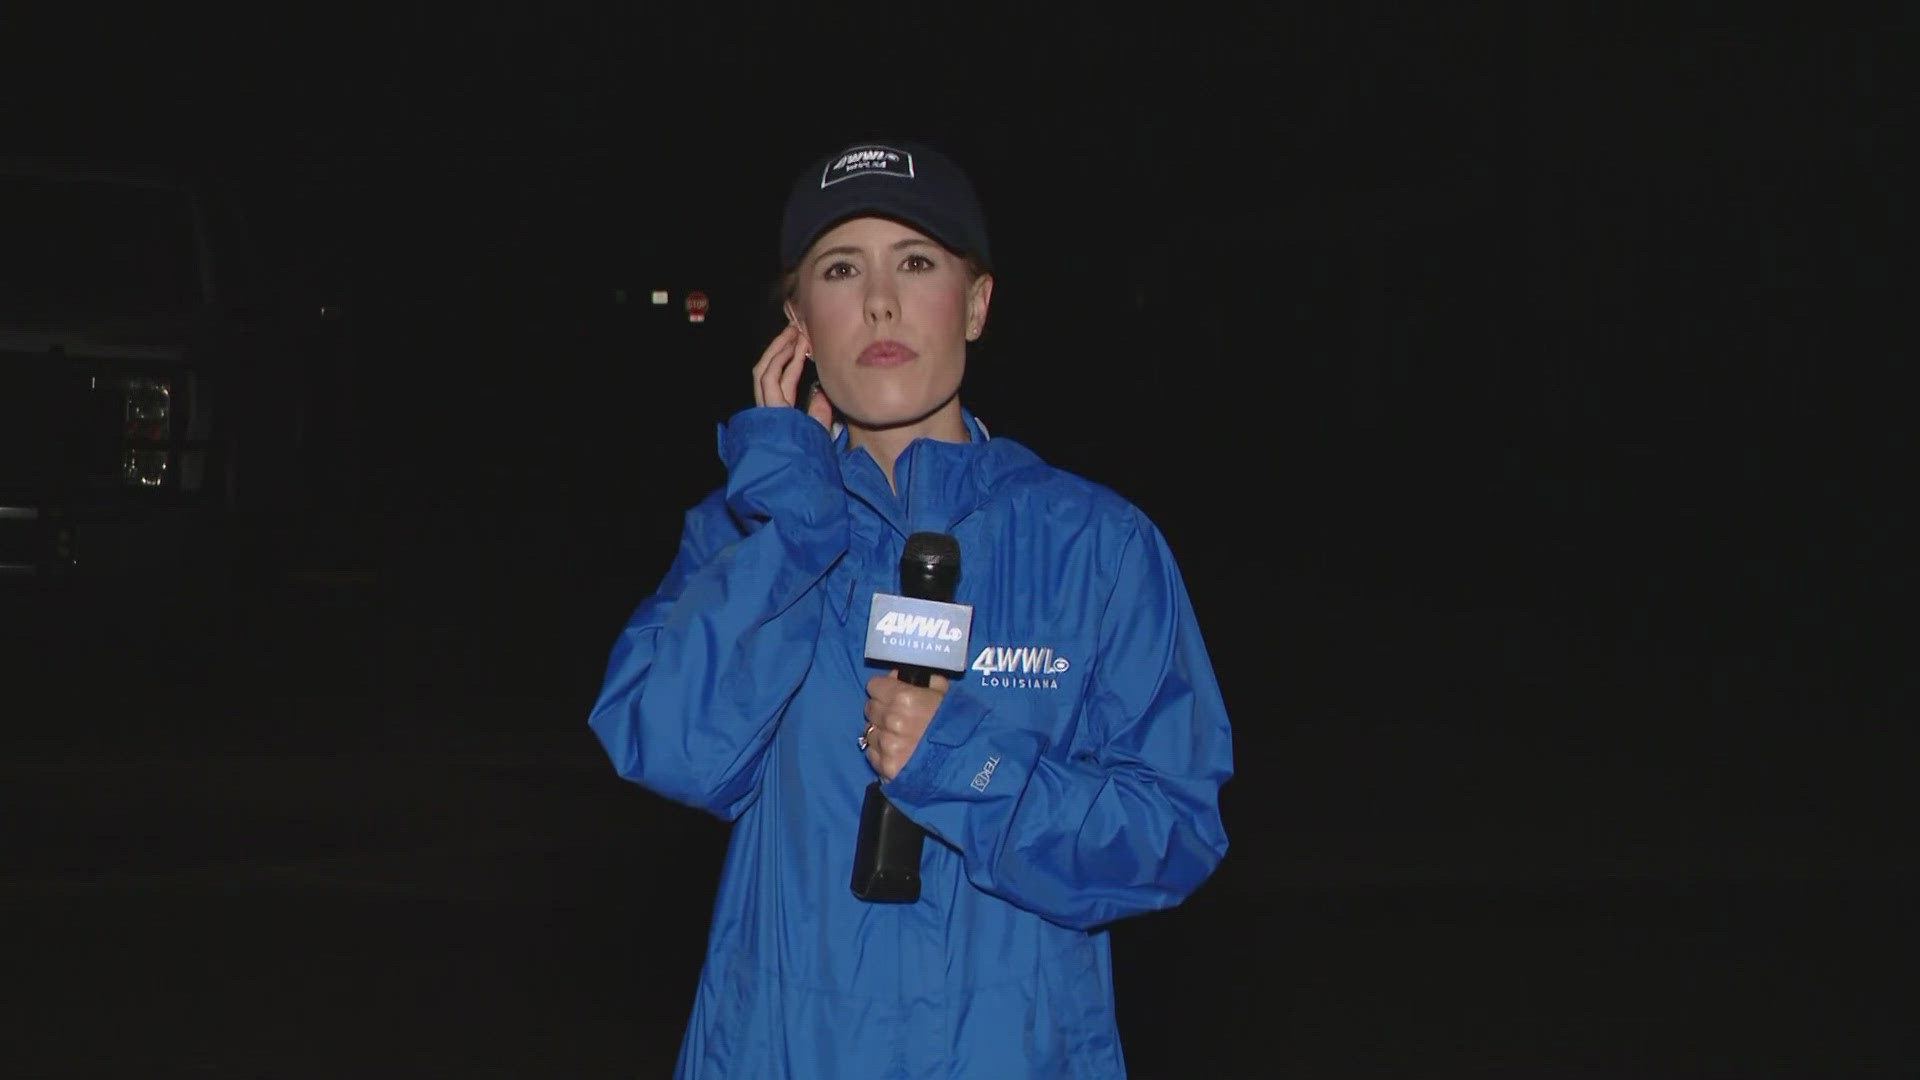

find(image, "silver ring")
[858,724,873,752]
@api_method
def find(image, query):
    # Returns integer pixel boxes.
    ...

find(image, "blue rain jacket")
[590,406,1233,1078]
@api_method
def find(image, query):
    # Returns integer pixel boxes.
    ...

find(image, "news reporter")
[588,139,1233,1077]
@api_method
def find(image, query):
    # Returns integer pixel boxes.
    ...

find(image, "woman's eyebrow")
[811,237,938,268]
[809,244,863,268]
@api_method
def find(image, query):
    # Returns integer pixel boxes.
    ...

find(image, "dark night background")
[3,8,1911,1077]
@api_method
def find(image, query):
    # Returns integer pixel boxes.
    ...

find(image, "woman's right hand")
[752,324,834,430]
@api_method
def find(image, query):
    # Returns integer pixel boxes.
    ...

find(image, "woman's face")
[787,216,992,433]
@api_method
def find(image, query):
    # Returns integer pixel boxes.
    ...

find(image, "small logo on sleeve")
[970,754,1002,792]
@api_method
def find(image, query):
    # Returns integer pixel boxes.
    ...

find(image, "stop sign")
[685,290,710,323]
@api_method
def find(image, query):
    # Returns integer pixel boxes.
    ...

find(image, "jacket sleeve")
[882,514,1234,930]
[587,408,847,820]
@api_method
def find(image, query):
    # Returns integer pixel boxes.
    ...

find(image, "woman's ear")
[965,274,994,341]
[782,299,802,330]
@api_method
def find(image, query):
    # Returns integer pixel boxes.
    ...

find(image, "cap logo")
[821,145,915,188]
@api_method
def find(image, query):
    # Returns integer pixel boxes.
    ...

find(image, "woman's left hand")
[862,671,948,782]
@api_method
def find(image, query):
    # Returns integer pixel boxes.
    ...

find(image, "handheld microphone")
[852,531,963,902]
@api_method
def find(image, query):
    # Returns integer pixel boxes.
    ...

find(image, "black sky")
[11,4,1910,880]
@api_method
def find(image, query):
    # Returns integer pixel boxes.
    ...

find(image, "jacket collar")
[834,408,1042,540]
[825,409,1042,625]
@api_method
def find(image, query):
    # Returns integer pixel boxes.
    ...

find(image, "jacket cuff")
[884,692,1037,807]
[717,407,841,526]
[717,406,833,458]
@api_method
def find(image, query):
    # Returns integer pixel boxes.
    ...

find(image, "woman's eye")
[903,254,934,271]
[823,262,855,280]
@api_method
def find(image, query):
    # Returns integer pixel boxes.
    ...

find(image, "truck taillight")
[124,378,171,441]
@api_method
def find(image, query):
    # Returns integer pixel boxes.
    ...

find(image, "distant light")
[651,290,669,305]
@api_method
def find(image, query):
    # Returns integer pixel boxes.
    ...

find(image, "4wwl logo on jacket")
[970,645,1071,689]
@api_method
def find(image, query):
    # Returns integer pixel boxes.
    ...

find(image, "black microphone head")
[903,532,960,570]
[900,531,961,601]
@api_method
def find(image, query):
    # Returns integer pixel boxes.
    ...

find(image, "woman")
[589,139,1233,1077]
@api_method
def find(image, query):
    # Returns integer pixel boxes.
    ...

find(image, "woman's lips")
[857,341,918,367]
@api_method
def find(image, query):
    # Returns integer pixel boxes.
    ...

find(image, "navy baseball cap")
[779,140,992,272]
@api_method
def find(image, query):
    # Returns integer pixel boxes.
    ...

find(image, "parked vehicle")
[1,160,347,585]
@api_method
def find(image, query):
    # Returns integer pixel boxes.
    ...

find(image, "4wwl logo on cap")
[822,146,916,187]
